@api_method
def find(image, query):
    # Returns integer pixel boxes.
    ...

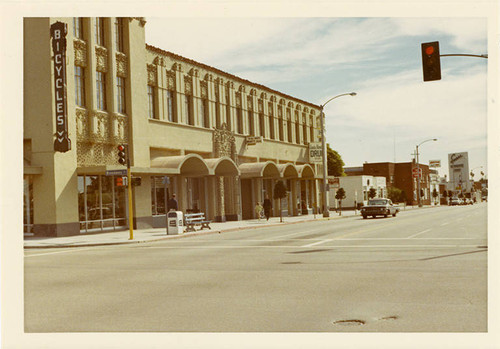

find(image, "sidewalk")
[23,205,430,249]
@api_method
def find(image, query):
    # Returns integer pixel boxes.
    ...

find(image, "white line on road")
[407,229,432,239]
[440,222,449,226]
[302,239,332,248]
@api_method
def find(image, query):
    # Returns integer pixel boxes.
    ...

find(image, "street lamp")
[320,92,357,217]
[415,138,437,207]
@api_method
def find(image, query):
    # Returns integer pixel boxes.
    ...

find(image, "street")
[24,203,487,332]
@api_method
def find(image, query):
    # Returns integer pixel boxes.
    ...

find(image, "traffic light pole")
[126,146,133,240]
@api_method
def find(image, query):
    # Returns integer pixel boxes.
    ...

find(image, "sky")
[145,16,489,180]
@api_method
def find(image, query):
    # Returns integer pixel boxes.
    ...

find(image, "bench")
[184,212,211,232]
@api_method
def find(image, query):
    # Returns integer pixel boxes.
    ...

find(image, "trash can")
[167,211,184,235]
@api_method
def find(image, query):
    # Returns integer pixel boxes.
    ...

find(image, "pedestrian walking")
[167,194,178,211]
[255,202,264,220]
[263,195,272,221]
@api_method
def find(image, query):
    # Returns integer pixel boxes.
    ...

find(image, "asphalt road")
[24,203,487,333]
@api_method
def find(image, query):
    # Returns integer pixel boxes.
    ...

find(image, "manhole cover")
[333,319,365,326]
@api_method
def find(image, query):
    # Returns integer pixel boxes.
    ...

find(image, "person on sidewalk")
[167,194,178,212]
[255,202,264,220]
[263,195,272,221]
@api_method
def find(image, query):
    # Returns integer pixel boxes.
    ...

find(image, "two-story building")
[24,17,324,237]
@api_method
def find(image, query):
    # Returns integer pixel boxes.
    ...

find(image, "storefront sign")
[429,160,441,168]
[309,142,322,163]
[328,177,340,188]
[246,136,263,145]
[51,21,71,152]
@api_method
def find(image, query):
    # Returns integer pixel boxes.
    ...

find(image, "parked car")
[361,198,400,219]
[449,198,461,206]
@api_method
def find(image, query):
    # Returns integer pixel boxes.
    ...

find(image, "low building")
[345,161,432,205]
[328,175,387,209]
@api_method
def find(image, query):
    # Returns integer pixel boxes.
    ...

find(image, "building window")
[116,76,126,114]
[115,18,124,52]
[248,110,254,136]
[226,102,232,131]
[147,85,156,119]
[199,98,209,128]
[78,175,127,232]
[184,95,193,125]
[268,103,275,140]
[166,90,175,122]
[74,66,86,107]
[295,112,300,144]
[236,108,243,134]
[286,110,292,142]
[259,113,265,138]
[95,17,105,46]
[278,107,284,141]
[74,17,84,40]
[96,71,107,111]
[309,116,314,142]
[303,119,308,144]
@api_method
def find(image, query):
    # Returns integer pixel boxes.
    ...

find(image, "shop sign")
[309,143,322,163]
[328,177,340,188]
[246,136,263,145]
[51,21,71,152]
[429,160,441,168]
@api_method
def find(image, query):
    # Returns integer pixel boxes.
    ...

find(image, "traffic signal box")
[421,41,441,82]
[117,144,127,165]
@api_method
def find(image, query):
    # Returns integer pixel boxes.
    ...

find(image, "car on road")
[449,198,461,206]
[361,198,400,219]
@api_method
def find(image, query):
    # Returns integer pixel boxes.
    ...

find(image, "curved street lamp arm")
[321,92,357,109]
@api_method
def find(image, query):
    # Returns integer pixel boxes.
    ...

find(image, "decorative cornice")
[153,56,166,67]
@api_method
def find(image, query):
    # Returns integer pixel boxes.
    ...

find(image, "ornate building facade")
[24,17,323,236]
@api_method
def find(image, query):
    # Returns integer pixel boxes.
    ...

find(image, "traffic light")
[117,144,127,165]
[116,176,124,187]
[421,41,441,82]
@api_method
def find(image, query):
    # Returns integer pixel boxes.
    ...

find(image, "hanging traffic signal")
[421,41,441,82]
[117,144,127,165]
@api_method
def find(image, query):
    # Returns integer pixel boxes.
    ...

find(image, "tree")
[387,186,402,203]
[335,187,346,216]
[368,188,377,199]
[273,180,288,223]
[326,143,345,177]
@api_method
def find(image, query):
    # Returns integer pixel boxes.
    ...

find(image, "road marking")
[440,222,449,226]
[140,244,482,250]
[407,229,432,239]
[302,239,333,248]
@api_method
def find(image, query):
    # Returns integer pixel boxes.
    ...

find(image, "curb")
[23,212,361,249]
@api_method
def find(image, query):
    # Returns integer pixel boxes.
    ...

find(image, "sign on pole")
[412,167,423,178]
[309,143,323,163]
[429,160,441,168]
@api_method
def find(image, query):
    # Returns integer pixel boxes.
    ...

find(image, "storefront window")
[23,176,34,234]
[151,176,169,215]
[78,175,127,232]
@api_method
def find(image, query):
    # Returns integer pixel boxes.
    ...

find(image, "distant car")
[449,198,461,206]
[361,198,400,219]
[465,198,473,205]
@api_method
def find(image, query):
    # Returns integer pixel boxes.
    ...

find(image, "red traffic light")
[421,41,441,82]
[117,145,125,152]
[117,144,127,165]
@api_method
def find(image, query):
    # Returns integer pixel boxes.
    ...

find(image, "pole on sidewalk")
[126,146,133,240]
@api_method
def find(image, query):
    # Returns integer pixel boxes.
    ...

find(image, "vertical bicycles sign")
[51,21,71,152]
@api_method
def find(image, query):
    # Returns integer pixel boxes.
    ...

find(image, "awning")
[151,154,209,176]
[277,163,299,178]
[205,157,240,176]
[239,161,280,179]
[296,164,315,178]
